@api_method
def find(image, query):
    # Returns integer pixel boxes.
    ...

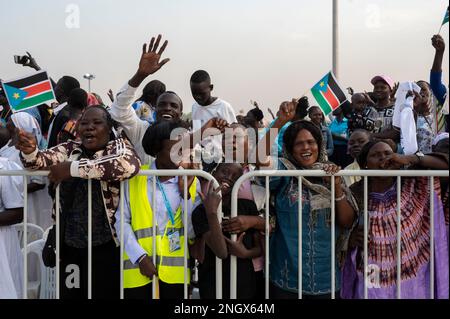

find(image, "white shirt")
[0,157,24,299]
[0,158,24,212]
[192,98,237,162]
[115,163,201,264]
[0,144,21,167]
[109,83,152,165]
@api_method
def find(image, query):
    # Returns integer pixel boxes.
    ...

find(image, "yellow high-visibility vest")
[123,166,197,288]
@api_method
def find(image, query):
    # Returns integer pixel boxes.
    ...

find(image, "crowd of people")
[0,33,448,300]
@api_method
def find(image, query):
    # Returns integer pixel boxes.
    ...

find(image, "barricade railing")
[230,170,449,299]
[1,169,221,300]
[2,169,448,299]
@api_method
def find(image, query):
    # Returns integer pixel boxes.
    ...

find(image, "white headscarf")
[10,111,44,149]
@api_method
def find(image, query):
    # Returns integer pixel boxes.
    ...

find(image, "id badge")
[168,230,181,253]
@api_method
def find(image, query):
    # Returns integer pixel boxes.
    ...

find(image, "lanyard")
[155,177,176,225]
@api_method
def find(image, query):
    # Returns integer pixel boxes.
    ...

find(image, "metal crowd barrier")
[230,170,449,299]
[1,169,448,300]
[2,169,221,300]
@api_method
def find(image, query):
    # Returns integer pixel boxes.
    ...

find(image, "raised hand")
[432,34,445,53]
[137,34,170,77]
[198,181,223,217]
[107,89,114,103]
[362,92,376,106]
[277,99,297,124]
[267,108,276,120]
[14,129,37,154]
[22,52,41,71]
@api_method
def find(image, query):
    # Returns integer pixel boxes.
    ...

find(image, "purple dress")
[341,177,449,299]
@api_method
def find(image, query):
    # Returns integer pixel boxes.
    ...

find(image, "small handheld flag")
[310,71,348,116]
[442,6,449,26]
[439,6,449,34]
[1,71,56,112]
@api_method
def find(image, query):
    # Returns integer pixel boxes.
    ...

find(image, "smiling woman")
[12,109,141,299]
[258,116,357,299]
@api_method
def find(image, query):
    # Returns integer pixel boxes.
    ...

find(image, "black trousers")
[59,240,120,299]
[125,282,185,300]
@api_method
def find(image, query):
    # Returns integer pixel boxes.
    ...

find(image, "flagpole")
[332,0,339,79]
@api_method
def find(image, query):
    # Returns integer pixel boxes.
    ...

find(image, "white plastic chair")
[13,223,44,248]
[22,239,56,299]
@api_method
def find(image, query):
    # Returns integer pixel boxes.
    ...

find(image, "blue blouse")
[267,161,341,295]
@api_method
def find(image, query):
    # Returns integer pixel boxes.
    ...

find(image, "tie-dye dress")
[341,176,449,299]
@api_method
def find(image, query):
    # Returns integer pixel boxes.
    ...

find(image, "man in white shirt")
[108,35,183,165]
[190,70,237,168]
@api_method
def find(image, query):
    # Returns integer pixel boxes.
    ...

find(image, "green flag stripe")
[13,91,55,111]
[311,89,332,115]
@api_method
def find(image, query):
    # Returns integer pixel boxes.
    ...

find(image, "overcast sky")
[1,0,448,115]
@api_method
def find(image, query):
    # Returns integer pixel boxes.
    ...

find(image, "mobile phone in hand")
[14,55,29,65]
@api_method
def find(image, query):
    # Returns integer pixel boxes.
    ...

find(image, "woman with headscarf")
[257,100,357,299]
[341,140,449,299]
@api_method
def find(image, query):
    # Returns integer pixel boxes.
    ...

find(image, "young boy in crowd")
[343,129,371,187]
[345,93,380,135]
[190,70,237,169]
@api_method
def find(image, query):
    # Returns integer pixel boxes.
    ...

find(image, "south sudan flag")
[310,71,347,116]
[442,6,449,25]
[1,71,55,112]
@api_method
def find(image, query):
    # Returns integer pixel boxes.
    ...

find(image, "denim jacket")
[267,159,354,295]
